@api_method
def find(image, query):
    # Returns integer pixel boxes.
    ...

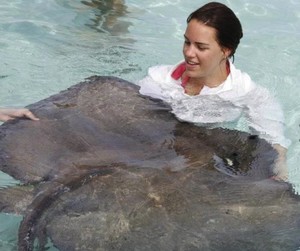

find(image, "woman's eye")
[184,40,190,45]
[197,46,207,51]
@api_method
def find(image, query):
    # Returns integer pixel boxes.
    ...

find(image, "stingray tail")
[17,166,115,251]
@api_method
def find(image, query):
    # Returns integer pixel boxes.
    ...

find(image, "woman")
[137,2,290,181]
[0,108,39,122]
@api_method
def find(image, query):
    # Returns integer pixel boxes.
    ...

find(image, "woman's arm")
[243,87,290,181]
[271,144,288,181]
[0,108,39,122]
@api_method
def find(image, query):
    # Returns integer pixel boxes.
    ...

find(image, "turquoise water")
[0,0,299,250]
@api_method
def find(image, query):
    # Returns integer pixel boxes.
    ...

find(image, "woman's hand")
[0,108,39,122]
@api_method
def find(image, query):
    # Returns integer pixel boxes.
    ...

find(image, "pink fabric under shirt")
[171,62,189,87]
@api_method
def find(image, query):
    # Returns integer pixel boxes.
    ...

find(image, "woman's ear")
[222,47,232,59]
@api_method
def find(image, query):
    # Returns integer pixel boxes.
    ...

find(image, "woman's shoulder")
[229,63,275,104]
[230,62,261,93]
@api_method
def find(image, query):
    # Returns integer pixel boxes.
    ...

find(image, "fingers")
[23,110,39,121]
[0,108,39,122]
[270,174,288,182]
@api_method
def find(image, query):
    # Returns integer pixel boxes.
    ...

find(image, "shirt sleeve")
[137,75,168,100]
[136,65,175,101]
[242,86,291,149]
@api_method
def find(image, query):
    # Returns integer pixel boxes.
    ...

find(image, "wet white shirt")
[137,61,290,148]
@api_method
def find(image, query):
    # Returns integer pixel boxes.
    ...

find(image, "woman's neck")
[183,60,230,95]
[199,60,230,87]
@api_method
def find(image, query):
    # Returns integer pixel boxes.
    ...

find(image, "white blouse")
[137,61,290,149]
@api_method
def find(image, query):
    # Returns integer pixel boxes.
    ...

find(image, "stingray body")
[0,76,299,251]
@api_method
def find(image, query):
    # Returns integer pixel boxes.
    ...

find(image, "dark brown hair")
[187,2,243,58]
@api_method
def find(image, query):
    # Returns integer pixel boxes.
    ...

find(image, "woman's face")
[183,19,229,80]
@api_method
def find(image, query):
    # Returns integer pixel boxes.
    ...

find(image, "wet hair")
[187,2,243,59]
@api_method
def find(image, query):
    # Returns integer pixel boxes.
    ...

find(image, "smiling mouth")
[185,60,199,66]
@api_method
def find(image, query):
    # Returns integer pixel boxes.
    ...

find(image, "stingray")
[0,76,299,251]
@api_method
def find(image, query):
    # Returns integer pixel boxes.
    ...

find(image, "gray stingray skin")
[0,76,299,251]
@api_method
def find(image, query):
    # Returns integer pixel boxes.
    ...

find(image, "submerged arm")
[244,87,290,181]
[271,144,288,181]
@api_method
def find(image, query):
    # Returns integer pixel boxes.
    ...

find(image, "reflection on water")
[53,0,134,41]
[81,0,131,35]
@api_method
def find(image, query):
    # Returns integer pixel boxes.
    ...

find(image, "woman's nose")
[184,44,195,57]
